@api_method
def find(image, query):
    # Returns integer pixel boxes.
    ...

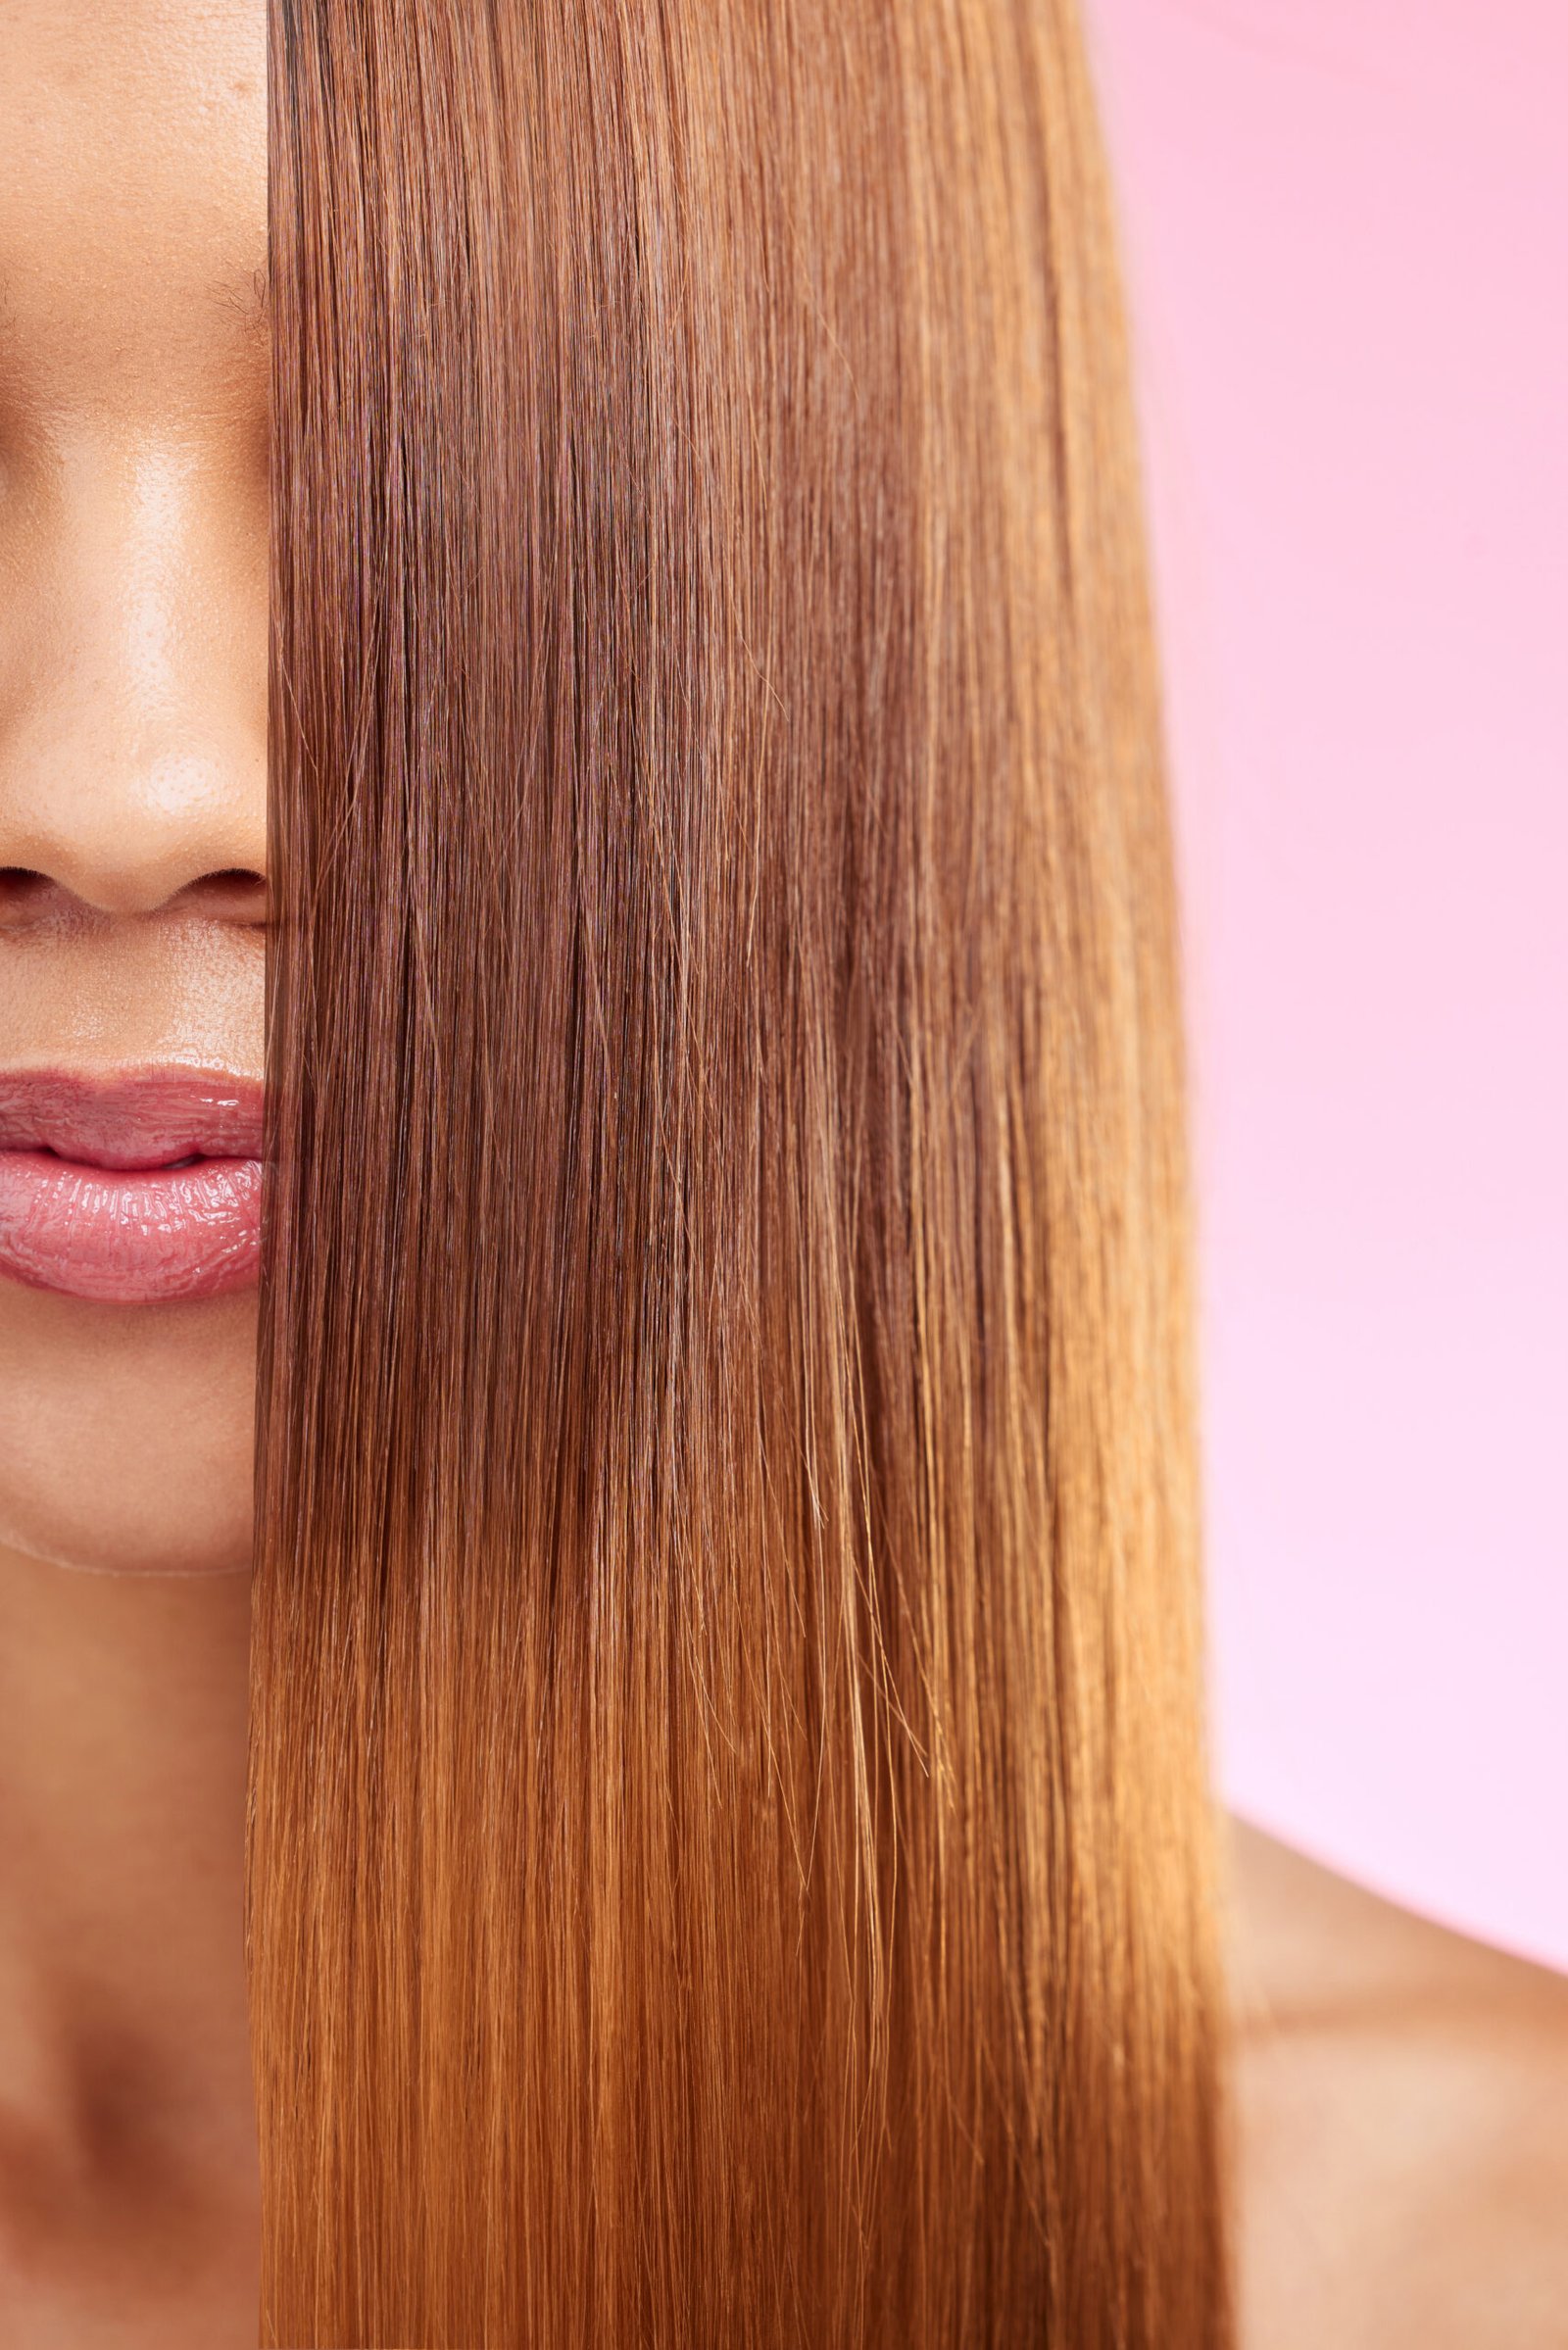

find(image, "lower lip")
[0,1150,263,1304]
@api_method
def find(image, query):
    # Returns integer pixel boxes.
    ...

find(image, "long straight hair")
[254,1,1232,2341]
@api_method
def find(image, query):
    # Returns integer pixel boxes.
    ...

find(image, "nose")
[0,440,267,927]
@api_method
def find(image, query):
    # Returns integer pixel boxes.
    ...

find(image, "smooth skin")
[1227,1821,1568,2348]
[0,1,264,2342]
[0,4,1562,2345]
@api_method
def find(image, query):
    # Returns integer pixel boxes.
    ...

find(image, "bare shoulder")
[1225,1814,1568,2350]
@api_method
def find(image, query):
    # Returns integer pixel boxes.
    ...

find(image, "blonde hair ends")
[253,1,1233,2341]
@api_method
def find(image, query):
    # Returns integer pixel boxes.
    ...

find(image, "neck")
[0,1539,256,2232]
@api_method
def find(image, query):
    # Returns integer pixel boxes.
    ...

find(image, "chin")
[0,1277,257,1576]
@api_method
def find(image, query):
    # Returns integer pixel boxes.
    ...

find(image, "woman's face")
[0,1,267,1574]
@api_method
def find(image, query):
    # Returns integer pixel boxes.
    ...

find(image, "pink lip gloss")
[0,1067,265,1305]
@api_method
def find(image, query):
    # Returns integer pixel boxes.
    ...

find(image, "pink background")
[1088,1,1567,1967]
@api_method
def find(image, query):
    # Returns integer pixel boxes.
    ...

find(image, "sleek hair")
[254,1,1232,2341]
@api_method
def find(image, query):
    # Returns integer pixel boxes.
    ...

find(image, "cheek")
[0,1280,256,1574]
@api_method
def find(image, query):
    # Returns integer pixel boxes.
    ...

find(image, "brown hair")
[253,0,1232,2341]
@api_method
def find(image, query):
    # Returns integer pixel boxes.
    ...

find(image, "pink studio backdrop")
[1088,0,1567,1968]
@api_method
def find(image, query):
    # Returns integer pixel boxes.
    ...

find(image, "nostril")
[0,866,269,925]
[0,868,55,915]
[174,867,270,921]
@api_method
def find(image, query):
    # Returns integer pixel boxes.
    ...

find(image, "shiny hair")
[253,0,1232,2340]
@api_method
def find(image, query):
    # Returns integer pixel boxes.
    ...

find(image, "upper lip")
[0,1066,266,1172]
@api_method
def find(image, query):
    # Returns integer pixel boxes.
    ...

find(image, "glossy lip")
[0,1066,265,1305]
